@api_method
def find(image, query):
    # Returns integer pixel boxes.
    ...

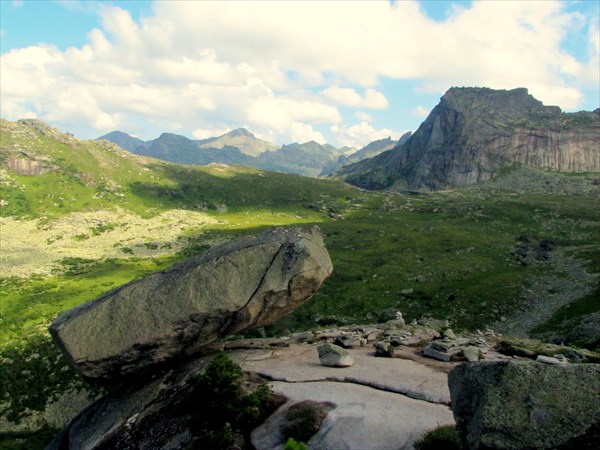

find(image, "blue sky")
[1,0,598,147]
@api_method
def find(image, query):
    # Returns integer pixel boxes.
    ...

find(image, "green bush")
[186,353,275,450]
[414,424,459,450]
[282,400,332,443]
[283,437,308,450]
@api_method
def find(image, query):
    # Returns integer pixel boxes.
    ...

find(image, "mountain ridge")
[97,128,379,178]
[337,87,599,190]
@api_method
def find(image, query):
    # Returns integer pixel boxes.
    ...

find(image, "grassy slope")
[0,119,598,447]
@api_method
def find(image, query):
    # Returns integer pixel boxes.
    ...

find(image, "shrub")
[414,424,459,450]
[282,400,333,443]
[283,437,308,450]
[186,353,275,450]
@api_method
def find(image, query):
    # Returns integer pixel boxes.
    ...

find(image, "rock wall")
[339,87,600,190]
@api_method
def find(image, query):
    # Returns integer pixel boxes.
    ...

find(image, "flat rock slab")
[240,343,451,404]
[251,381,454,450]
[50,226,332,381]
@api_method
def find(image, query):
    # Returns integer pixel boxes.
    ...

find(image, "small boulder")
[335,335,361,349]
[448,361,600,450]
[423,339,469,362]
[375,341,394,357]
[442,328,457,340]
[536,354,566,365]
[317,343,354,367]
[460,346,483,362]
[423,343,452,362]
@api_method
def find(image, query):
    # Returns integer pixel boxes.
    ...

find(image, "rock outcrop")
[338,87,600,190]
[448,361,600,449]
[46,356,213,450]
[49,226,332,381]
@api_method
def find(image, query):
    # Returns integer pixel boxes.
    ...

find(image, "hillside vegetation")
[0,118,598,448]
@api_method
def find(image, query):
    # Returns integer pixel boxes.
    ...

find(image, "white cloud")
[323,87,388,109]
[290,122,326,144]
[333,121,404,149]
[0,0,597,143]
[12,0,23,8]
[355,111,373,122]
[192,127,230,140]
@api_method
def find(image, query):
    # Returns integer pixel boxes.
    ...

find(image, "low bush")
[283,437,308,450]
[414,424,459,450]
[185,353,276,450]
[282,400,334,443]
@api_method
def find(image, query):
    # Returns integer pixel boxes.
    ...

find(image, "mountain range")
[337,87,599,190]
[2,102,599,449]
[99,87,598,188]
[97,128,377,178]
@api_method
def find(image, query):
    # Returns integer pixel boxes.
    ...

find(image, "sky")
[1,0,599,148]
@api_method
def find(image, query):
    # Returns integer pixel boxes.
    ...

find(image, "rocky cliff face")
[338,87,600,190]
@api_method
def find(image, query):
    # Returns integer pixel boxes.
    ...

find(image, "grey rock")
[50,226,333,381]
[338,87,599,190]
[241,343,452,405]
[448,361,600,450]
[385,318,406,329]
[291,331,315,343]
[390,337,404,347]
[442,328,457,340]
[252,380,454,450]
[317,343,354,367]
[366,331,380,342]
[423,344,452,362]
[536,355,566,365]
[45,355,215,450]
[335,335,361,349]
[374,341,394,357]
[460,346,483,362]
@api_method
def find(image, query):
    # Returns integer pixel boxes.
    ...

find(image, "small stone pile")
[423,328,485,362]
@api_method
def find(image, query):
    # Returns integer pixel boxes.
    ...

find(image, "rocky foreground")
[45,226,599,449]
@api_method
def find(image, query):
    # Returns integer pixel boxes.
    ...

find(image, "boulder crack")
[255,372,450,406]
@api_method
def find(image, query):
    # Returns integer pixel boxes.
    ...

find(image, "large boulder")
[50,226,332,381]
[448,361,600,449]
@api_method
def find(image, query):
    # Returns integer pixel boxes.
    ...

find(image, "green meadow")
[0,119,598,447]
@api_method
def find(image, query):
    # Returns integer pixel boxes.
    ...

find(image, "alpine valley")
[0,87,598,449]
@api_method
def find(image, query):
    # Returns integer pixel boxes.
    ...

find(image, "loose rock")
[375,342,394,358]
[317,343,354,367]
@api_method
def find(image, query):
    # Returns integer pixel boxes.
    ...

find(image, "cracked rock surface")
[49,226,333,381]
[241,344,451,404]
[241,344,454,450]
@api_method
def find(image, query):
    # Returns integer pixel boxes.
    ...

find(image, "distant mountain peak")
[338,87,599,190]
[225,128,255,138]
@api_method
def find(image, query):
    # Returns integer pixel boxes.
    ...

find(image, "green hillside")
[0,118,598,448]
